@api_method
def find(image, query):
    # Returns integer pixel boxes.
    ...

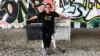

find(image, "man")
[27,3,69,55]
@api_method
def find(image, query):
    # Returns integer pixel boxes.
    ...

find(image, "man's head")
[44,3,52,13]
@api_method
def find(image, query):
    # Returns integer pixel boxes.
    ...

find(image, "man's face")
[45,5,51,12]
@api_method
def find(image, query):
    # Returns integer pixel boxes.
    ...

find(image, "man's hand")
[27,16,38,21]
[59,14,71,19]
[67,16,71,19]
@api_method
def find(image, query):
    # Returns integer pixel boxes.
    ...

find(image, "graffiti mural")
[27,0,100,28]
[0,0,99,28]
[55,0,100,28]
[0,0,27,28]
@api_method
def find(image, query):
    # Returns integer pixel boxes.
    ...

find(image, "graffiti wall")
[0,0,100,29]
[54,0,100,28]
[0,0,27,29]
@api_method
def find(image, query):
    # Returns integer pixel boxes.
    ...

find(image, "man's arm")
[27,12,44,21]
[27,16,38,21]
[54,12,70,19]
[59,14,69,19]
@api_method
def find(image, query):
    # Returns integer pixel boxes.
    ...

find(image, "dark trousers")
[42,28,54,49]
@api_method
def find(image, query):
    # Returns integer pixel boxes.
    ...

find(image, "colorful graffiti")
[55,0,99,20]
[0,0,27,28]
[27,0,55,15]
[27,0,100,28]
[0,0,100,28]
[54,0,100,28]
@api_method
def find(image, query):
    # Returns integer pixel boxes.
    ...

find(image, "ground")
[0,28,100,56]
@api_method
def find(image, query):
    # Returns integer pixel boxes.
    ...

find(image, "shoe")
[45,48,53,55]
[40,48,46,55]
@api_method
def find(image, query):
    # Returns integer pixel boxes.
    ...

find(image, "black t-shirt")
[37,11,59,29]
